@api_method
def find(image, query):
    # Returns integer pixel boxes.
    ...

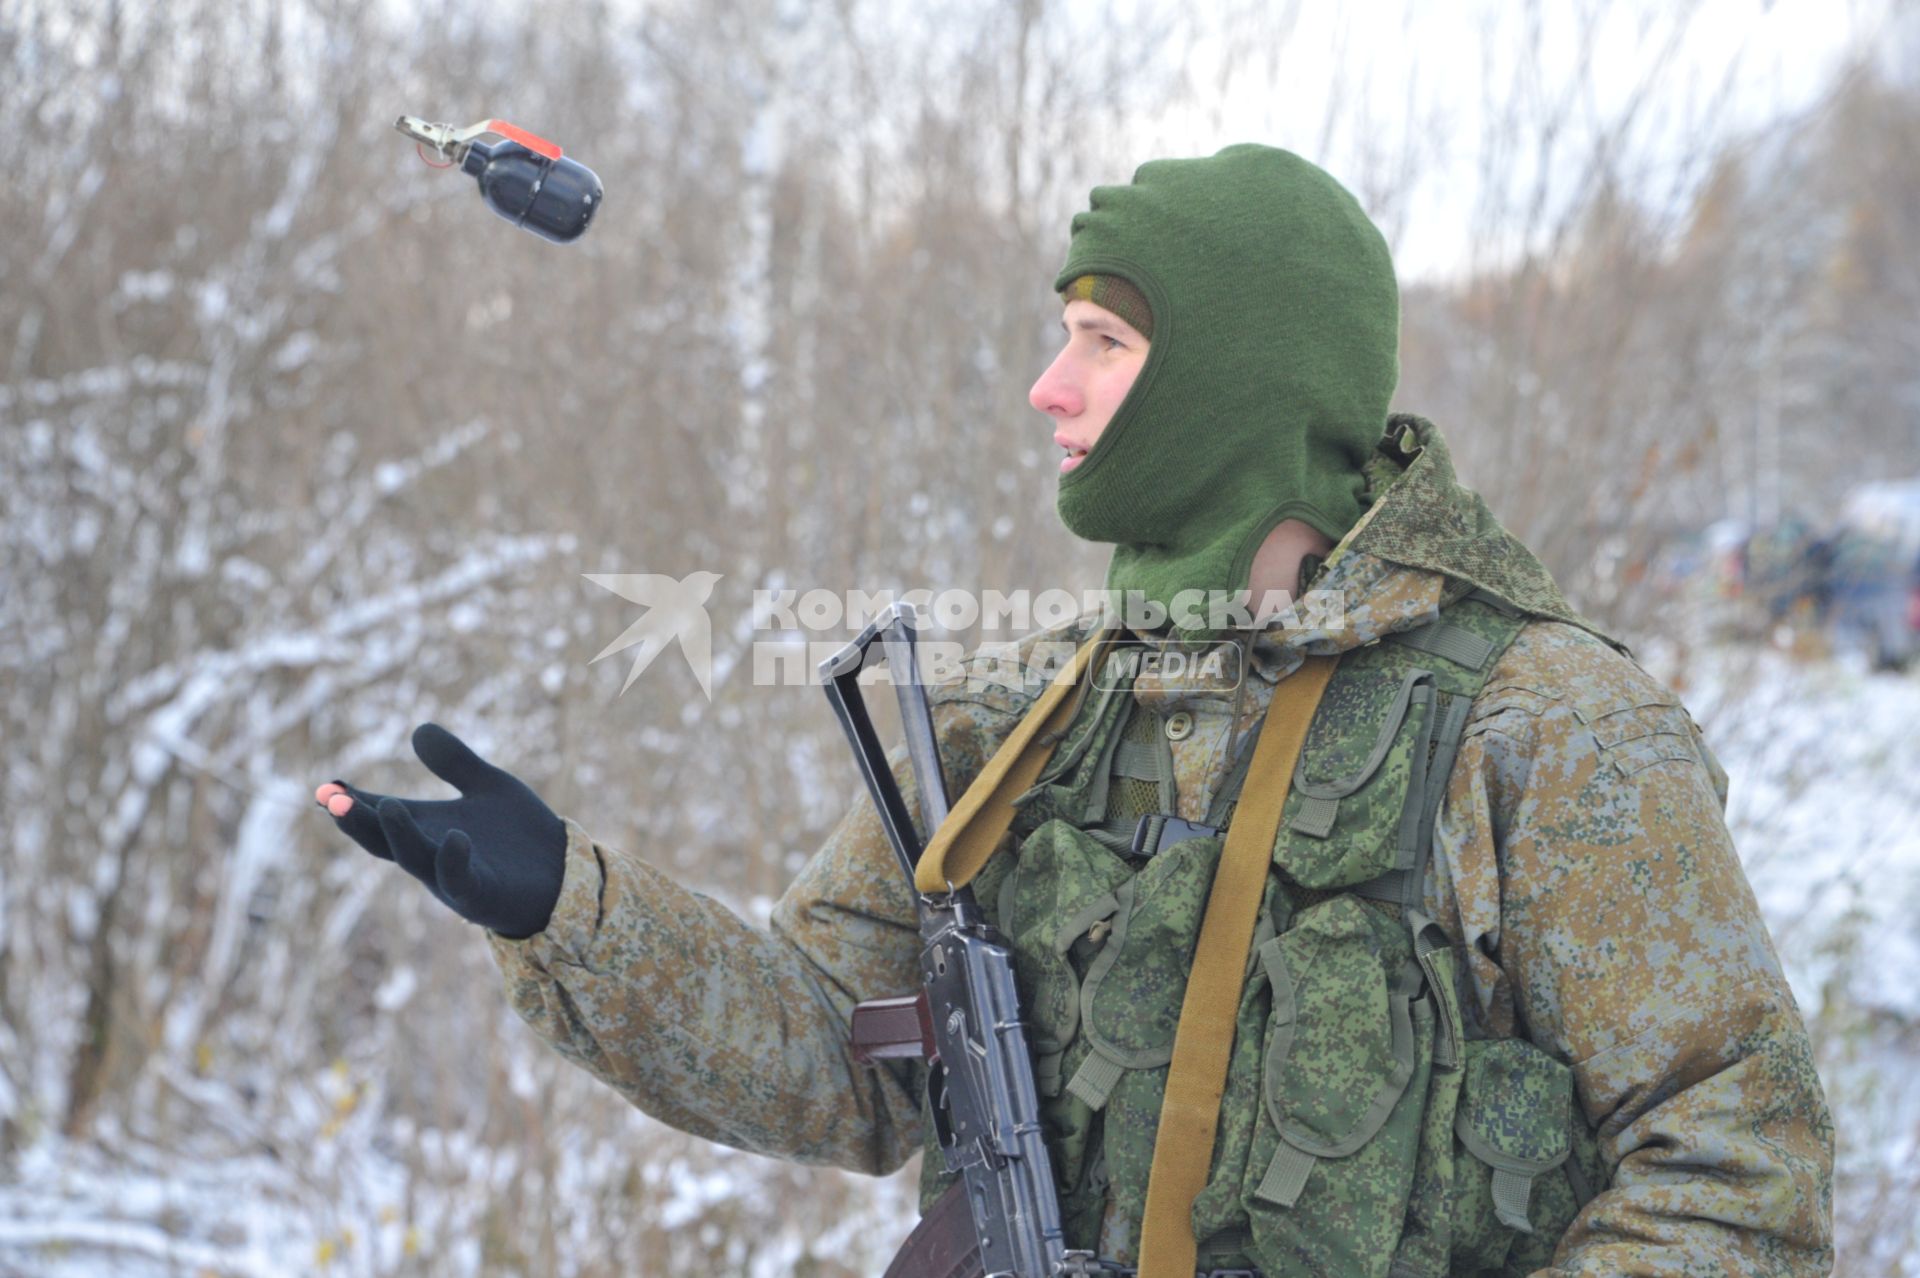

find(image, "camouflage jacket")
[489,432,1834,1275]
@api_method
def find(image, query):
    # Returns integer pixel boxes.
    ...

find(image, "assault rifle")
[819,604,1097,1278]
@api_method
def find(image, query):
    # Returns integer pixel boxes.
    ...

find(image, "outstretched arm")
[482,691,1025,1173]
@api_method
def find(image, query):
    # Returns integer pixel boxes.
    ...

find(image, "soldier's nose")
[1029,359,1081,418]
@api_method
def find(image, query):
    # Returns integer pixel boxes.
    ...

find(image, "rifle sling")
[1136,653,1338,1276]
[914,625,1124,894]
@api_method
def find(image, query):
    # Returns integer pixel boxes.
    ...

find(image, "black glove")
[320,723,567,939]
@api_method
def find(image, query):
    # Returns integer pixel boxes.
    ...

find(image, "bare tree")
[4,0,1914,1270]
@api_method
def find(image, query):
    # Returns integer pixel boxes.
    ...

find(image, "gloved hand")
[316,723,567,939]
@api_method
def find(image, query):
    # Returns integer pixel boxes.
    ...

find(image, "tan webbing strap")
[913,626,1123,895]
[1136,653,1341,1278]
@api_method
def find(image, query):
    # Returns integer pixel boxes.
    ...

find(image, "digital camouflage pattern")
[1453,1038,1575,1203]
[486,420,1834,1274]
[1243,895,1430,1274]
[959,581,1538,1275]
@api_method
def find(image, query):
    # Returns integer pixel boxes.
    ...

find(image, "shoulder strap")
[914,626,1122,894]
[1349,686,1472,915]
[1352,589,1533,914]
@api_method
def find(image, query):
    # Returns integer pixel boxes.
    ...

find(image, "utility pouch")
[1242,895,1431,1277]
[997,818,1138,1100]
[1274,669,1436,889]
[1445,1036,1578,1270]
[1067,832,1226,1111]
[1063,832,1229,1225]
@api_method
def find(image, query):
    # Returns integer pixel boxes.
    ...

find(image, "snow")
[195,280,231,326]
[221,555,276,593]
[446,600,485,634]
[1676,647,1920,1021]
[114,270,176,305]
[271,330,320,372]
[64,423,110,476]
[372,967,418,1013]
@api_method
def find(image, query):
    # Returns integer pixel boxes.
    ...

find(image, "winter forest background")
[5,0,1920,1273]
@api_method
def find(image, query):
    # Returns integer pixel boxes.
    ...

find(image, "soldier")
[317,144,1834,1275]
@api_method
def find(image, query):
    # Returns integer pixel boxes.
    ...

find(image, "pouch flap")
[1078,835,1225,1069]
[1273,666,1435,889]
[1259,897,1419,1158]
[1453,1037,1573,1176]
[999,818,1135,1056]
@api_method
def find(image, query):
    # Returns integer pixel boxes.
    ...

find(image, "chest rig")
[915,590,1603,1277]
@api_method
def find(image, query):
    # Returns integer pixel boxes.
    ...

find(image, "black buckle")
[1129,813,1221,858]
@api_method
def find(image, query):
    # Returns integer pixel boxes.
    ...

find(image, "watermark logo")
[590,577,1345,696]
[1091,641,1244,692]
[585,571,724,699]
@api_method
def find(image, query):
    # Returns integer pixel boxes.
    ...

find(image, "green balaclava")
[1053,143,1400,634]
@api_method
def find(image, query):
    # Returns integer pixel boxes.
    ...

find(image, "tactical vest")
[915,590,1608,1277]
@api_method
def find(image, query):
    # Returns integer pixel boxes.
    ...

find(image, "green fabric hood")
[1053,144,1400,633]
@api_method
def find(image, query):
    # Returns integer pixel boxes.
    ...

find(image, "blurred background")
[4,0,1918,1272]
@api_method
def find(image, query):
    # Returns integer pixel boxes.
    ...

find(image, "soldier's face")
[1030,299,1150,477]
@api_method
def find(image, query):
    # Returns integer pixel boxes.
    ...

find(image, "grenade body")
[461,139,602,244]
